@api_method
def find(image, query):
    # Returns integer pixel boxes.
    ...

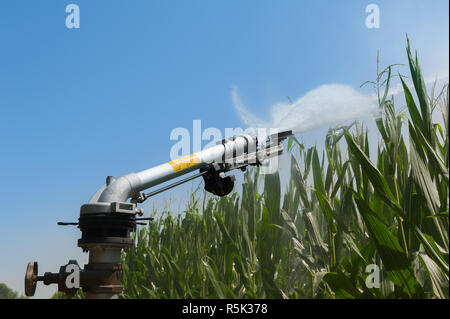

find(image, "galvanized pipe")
[85,246,122,299]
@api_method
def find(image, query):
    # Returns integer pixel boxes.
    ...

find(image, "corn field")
[121,39,449,299]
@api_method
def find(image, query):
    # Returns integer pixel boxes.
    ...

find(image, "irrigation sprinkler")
[24,130,292,298]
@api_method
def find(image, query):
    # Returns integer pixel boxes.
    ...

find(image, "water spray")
[24,129,292,298]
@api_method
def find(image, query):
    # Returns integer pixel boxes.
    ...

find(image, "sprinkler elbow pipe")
[97,173,143,203]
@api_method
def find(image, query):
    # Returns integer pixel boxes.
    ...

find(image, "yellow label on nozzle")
[168,154,201,173]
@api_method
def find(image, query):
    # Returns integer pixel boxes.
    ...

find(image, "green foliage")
[0,283,27,299]
[121,38,449,299]
[50,289,85,299]
[50,291,67,299]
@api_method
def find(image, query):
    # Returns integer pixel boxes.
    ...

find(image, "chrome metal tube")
[96,134,257,203]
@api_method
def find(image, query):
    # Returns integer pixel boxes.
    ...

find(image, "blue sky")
[0,1,448,298]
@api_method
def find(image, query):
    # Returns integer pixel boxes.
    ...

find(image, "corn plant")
[121,38,448,299]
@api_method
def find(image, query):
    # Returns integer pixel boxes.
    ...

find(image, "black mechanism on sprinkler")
[201,163,236,197]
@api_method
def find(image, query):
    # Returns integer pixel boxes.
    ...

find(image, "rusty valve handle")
[25,261,76,297]
[25,260,123,297]
[25,261,41,297]
[25,261,62,297]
